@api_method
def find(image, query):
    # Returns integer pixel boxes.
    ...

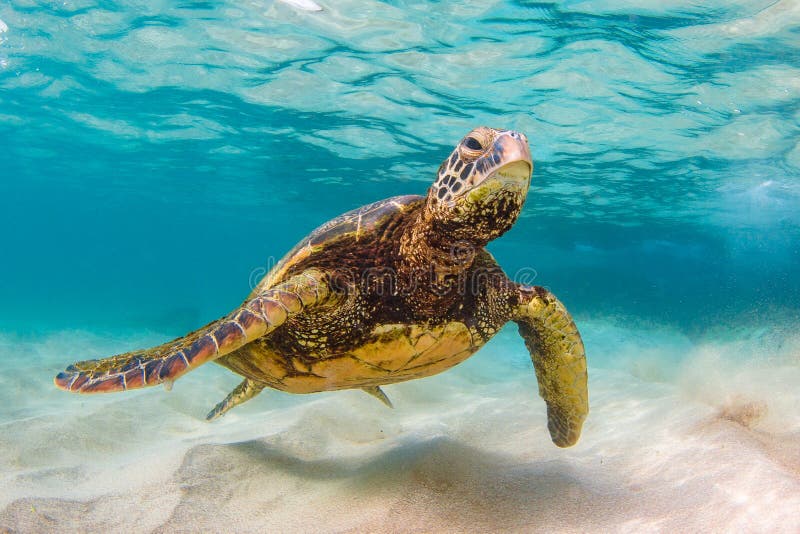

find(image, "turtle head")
[426,127,533,244]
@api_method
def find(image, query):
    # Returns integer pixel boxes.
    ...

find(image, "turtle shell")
[252,194,424,294]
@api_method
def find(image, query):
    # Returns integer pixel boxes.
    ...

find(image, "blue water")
[1,1,799,531]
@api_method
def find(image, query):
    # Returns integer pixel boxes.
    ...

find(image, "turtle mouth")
[489,160,531,190]
[465,160,532,205]
[485,160,533,192]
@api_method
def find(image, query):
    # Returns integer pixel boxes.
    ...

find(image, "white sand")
[1,323,799,533]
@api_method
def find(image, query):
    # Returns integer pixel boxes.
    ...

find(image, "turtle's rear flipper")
[54,270,332,394]
[362,386,393,408]
[206,378,266,421]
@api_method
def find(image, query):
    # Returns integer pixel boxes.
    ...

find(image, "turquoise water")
[1,1,799,531]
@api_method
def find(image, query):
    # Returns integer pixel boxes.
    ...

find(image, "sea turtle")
[54,127,588,447]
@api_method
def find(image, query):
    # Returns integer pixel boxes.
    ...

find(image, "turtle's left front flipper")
[54,269,332,394]
[514,285,588,447]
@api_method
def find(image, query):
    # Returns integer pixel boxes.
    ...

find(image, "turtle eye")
[463,136,483,150]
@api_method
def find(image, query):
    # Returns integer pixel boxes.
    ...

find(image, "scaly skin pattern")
[514,286,589,447]
[216,246,517,393]
[54,270,332,392]
[54,127,589,447]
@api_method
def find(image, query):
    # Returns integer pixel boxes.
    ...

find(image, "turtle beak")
[480,130,533,191]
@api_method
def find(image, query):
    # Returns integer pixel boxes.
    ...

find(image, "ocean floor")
[1,320,799,533]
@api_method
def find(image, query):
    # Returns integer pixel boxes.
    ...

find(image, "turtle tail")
[54,269,331,394]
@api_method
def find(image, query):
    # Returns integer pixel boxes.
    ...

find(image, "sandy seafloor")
[1,320,798,533]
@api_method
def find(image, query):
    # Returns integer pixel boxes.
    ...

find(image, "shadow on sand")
[2,436,616,532]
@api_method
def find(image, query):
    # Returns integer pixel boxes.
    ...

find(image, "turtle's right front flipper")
[54,269,333,394]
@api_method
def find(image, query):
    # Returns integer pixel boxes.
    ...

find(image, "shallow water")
[1,0,799,532]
